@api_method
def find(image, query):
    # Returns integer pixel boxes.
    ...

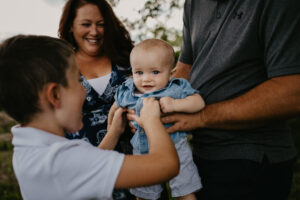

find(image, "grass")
[0,118,299,200]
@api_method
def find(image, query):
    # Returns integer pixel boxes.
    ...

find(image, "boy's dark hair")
[0,35,74,125]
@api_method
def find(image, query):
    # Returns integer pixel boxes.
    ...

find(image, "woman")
[58,0,134,199]
[59,0,133,147]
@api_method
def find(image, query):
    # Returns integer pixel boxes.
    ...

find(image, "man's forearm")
[200,74,300,129]
[172,61,192,80]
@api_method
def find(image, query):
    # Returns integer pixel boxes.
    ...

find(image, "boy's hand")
[107,102,118,131]
[109,107,127,136]
[159,96,175,113]
[99,107,126,150]
[127,98,161,128]
[127,108,137,133]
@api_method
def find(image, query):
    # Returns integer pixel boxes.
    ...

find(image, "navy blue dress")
[66,64,130,146]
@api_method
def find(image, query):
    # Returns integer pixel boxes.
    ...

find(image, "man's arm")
[163,63,300,131]
[172,61,192,80]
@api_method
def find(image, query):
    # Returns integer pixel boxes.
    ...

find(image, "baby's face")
[131,49,172,94]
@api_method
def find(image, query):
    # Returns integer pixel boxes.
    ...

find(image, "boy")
[113,39,205,200]
[0,35,179,200]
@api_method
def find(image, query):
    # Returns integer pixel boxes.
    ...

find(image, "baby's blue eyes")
[135,71,160,75]
[135,70,160,75]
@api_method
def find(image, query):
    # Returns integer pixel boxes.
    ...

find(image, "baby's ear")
[45,83,61,108]
[170,68,176,80]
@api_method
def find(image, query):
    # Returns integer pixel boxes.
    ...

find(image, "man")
[162,0,300,199]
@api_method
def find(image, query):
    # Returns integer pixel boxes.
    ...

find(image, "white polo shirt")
[11,125,125,200]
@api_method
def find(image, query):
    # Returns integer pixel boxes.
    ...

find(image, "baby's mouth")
[142,85,154,90]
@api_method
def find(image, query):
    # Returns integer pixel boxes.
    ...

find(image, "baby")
[114,39,205,200]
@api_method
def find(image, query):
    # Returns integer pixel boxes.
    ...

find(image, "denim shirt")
[115,78,200,154]
[66,64,130,146]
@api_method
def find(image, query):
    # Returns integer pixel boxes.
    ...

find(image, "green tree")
[109,0,184,53]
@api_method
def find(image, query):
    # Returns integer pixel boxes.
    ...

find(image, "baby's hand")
[159,96,175,113]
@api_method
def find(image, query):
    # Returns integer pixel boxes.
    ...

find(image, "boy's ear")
[45,83,61,108]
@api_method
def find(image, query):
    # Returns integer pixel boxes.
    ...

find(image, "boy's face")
[57,57,86,133]
[131,48,172,94]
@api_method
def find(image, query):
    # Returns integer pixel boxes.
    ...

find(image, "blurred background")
[0,0,299,199]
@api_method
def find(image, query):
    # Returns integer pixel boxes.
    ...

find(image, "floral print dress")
[66,64,130,147]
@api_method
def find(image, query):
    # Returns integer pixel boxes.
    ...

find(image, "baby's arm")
[114,98,179,188]
[160,93,205,113]
[98,107,126,150]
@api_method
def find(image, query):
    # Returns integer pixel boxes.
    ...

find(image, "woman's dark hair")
[58,0,133,67]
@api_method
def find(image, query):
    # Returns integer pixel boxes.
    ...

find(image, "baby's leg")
[176,193,197,200]
[170,138,202,199]
[130,148,163,200]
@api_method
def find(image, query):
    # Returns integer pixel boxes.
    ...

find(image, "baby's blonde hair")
[131,39,175,69]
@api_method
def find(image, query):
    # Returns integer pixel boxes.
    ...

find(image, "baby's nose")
[143,74,151,82]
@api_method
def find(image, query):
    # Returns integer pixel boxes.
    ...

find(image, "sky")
[0,0,183,42]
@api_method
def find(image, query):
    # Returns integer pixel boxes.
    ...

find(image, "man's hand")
[161,112,202,133]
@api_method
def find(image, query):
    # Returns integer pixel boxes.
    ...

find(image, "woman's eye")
[97,23,105,27]
[81,23,90,27]
[153,71,159,74]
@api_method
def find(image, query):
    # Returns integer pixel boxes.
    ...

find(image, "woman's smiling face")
[71,3,105,56]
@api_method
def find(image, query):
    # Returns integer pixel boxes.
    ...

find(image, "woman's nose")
[90,25,98,35]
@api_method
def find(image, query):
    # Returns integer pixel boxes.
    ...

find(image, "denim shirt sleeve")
[114,78,136,108]
[165,78,200,99]
[176,78,200,97]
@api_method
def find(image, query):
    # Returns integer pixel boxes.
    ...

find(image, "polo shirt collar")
[11,125,68,147]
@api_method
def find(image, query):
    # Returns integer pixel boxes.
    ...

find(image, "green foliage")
[113,0,184,50]
[0,152,22,200]
[0,183,22,200]
[0,141,13,151]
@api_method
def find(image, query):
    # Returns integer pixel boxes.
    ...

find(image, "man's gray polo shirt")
[180,0,300,163]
